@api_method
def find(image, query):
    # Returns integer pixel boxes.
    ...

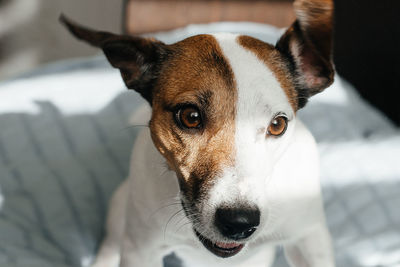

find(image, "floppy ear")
[276,0,334,108]
[59,14,168,103]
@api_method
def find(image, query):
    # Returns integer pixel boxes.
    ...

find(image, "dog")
[61,0,335,266]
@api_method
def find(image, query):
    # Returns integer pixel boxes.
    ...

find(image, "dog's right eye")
[175,106,203,129]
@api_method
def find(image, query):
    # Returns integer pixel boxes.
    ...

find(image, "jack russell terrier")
[61,0,335,266]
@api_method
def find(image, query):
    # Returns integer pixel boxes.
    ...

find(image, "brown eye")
[177,106,202,129]
[267,116,288,137]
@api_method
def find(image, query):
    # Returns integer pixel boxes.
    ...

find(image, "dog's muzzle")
[194,207,260,258]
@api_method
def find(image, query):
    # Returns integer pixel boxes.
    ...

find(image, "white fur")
[91,35,335,267]
[210,33,295,206]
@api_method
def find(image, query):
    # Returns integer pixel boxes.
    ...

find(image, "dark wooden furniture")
[124,0,295,34]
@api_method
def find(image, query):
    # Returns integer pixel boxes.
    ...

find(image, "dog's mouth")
[194,229,244,258]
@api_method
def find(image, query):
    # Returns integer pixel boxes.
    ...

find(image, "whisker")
[174,213,189,227]
[176,221,192,233]
[164,208,184,240]
[149,202,182,220]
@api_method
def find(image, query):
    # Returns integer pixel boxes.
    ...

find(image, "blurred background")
[0,0,399,124]
[0,0,123,79]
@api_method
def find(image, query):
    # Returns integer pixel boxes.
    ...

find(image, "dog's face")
[148,34,300,257]
[62,0,333,258]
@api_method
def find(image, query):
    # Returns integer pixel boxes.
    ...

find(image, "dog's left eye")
[176,106,203,129]
[267,116,288,137]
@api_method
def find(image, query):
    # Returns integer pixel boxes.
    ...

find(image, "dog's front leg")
[118,204,167,267]
[119,233,165,267]
[284,224,335,267]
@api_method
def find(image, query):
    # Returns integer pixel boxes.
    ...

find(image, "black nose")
[214,207,260,240]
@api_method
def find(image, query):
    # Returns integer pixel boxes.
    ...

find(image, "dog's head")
[62,0,333,258]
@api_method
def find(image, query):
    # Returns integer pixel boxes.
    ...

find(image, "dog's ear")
[60,14,168,103]
[276,0,334,108]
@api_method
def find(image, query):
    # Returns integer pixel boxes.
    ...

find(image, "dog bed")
[0,22,399,267]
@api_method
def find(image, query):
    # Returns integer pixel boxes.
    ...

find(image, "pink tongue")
[215,242,240,249]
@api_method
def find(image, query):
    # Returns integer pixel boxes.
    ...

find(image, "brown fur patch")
[294,0,334,62]
[276,0,334,104]
[149,35,237,201]
[238,35,299,111]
